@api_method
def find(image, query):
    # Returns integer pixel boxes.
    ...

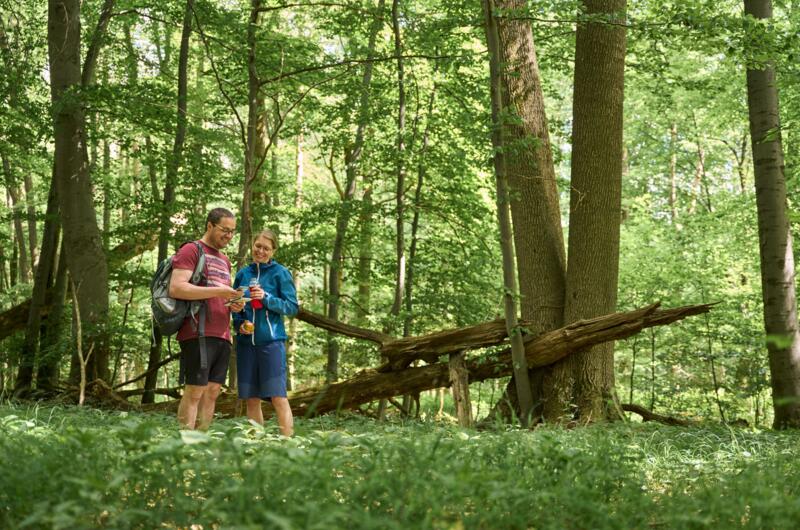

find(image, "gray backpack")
[150,241,206,336]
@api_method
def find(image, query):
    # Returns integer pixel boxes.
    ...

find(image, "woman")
[233,229,298,435]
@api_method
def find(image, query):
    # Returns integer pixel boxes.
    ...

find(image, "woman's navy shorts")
[237,340,287,400]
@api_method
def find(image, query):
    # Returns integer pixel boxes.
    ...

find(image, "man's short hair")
[206,207,235,225]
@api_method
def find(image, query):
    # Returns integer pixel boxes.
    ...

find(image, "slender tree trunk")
[628,334,638,404]
[484,0,534,423]
[286,131,304,391]
[37,237,70,388]
[669,122,678,223]
[3,155,31,283]
[649,328,656,410]
[0,244,7,291]
[326,0,386,382]
[405,83,437,338]
[23,173,37,272]
[14,168,61,394]
[724,132,749,195]
[738,132,748,193]
[355,181,374,324]
[102,139,111,248]
[49,0,110,383]
[389,0,407,326]
[143,0,193,403]
[743,0,800,429]
[543,0,627,423]
[238,0,263,268]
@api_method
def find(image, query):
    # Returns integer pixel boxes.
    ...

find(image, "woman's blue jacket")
[232,260,298,345]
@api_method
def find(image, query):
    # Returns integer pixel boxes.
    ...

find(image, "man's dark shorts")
[179,337,231,386]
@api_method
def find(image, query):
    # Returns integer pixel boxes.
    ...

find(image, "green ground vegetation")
[2,403,799,529]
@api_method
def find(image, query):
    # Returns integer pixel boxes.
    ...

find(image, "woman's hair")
[252,229,278,250]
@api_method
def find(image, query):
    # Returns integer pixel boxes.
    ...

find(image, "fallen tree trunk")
[295,308,389,344]
[0,229,158,341]
[622,403,692,426]
[209,302,714,417]
[379,318,518,370]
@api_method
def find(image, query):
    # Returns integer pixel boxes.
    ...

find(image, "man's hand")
[239,321,254,335]
[229,299,246,312]
[217,285,240,300]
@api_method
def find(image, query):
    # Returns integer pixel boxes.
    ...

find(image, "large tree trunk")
[542,0,627,423]
[743,0,800,429]
[487,0,567,422]
[325,0,386,382]
[48,0,111,383]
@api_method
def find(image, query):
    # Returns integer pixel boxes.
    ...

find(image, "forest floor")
[1,402,799,529]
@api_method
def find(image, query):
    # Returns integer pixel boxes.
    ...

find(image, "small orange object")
[242,321,254,333]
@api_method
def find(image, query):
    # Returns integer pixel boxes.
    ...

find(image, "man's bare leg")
[272,397,294,436]
[246,398,264,425]
[196,382,222,430]
[177,385,207,429]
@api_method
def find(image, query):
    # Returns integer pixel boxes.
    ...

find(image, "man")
[169,207,244,430]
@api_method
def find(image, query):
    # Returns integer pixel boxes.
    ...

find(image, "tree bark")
[449,352,472,427]
[542,0,627,423]
[743,0,800,429]
[490,0,567,421]
[48,0,111,383]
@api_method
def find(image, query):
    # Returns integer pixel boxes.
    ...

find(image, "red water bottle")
[249,279,263,309]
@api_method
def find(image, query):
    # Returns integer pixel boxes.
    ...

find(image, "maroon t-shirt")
[172,240,233,342]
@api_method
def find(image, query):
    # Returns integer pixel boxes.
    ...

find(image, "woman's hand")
[250,285,265,301]
[239,321,254,335]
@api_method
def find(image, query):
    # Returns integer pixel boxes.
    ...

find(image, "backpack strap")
[190,241,206,285]
[189,241,209,371]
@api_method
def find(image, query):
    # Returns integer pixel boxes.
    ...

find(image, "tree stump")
[449,351,472,427]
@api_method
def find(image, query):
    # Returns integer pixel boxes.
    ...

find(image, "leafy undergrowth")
[1,404,799,529]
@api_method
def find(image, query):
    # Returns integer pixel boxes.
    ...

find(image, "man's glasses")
[214,224,235,235]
